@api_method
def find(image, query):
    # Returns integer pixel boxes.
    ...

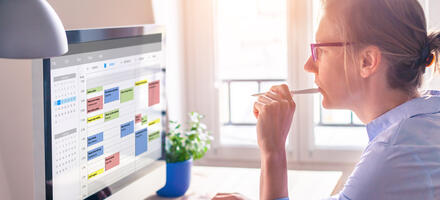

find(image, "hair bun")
[417,44,433,68]
[425,53,435,67]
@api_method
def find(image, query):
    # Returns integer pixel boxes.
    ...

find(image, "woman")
[214,0,440,199]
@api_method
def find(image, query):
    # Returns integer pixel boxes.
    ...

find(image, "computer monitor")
[42,25,166,200]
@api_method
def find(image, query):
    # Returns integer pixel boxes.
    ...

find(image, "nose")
[304,56,318,74]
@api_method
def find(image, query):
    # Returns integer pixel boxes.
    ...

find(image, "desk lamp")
[0,0,68,58]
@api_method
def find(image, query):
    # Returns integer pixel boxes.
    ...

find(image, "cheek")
[320,59,345,89]
[318,57,350,105]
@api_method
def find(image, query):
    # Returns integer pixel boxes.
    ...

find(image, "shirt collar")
[366,90,440,142]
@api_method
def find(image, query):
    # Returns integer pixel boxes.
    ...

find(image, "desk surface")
[109,163,342,200]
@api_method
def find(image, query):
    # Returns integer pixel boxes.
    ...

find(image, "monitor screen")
[43,26,166,200]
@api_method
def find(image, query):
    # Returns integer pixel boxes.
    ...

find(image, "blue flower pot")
[156,159,192,198]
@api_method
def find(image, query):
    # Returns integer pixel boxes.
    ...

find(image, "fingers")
[270,84,293,102]
[253,95,271,118]
[253,84,297,119]
[216,193,240,195]
[212,194,230,200]
[253,86,288,119]
[257,94,273,104]
[265,91,290,112]
[270,84,296,110]
[265,90,283,101]
[212,193,244,200]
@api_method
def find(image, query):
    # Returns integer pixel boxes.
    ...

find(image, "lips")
[314,81,320,88]
[314,81,323,94]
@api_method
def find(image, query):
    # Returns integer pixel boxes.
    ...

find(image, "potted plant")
[156,112,213,198]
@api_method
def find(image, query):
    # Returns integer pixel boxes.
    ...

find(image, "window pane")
[230,82,258,124]
[320,109,352,124]
[315,126,368,147]
[260,81,288,92]
[217,0,287,146]
[221,126,257,146]
[217,0,287,80]
[352,114,363,125]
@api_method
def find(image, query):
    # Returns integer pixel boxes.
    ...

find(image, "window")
[216,0,288,147]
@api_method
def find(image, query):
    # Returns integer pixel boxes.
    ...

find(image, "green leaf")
[164,111,213,163]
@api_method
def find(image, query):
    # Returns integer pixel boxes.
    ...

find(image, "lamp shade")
[0,0,68,58]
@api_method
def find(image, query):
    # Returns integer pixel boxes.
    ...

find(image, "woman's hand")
[253,84,296,156]
[253,84,294,199]
[212,193,250,200]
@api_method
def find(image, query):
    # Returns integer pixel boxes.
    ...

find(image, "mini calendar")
[53,74,78,125]
[52,72,79,175]
[53,128,78,175]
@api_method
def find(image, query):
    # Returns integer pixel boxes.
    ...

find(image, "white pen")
[251,88,319,97]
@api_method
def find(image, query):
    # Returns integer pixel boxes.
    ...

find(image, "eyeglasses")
[310,42,350,62]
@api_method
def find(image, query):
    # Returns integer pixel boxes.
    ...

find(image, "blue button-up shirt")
[280,90,440,200]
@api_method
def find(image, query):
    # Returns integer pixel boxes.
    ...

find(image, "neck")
[352,87,419,124]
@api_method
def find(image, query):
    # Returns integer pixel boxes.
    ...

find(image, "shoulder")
[389,112,440,146]
[342,138,438,199]
[341,113,440,199]
[372,112,440,145]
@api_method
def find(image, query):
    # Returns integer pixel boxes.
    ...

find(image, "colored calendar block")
[88,168,104,180]
[135,80,148,86]
[54,96,77,106]
[88,146,104,161]
[87,132,103,146]
[87,95,103,113]
[104,87,119,103]
[120,121,134,137]
[135,128,148,156]
[105,152,120,171]
[87,86,103,95]
[104,109,119,122]
[148,118,160,126]
[87,114,103,123]
[148,131,160,141]
[142,115,148,125]
[148,80,160,106]
[120,87,134,103]
[135,114,142,123]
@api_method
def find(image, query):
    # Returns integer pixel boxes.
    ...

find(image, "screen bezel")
[43,25,166,200]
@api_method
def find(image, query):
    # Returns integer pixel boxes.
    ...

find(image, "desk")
[109,163,342,200]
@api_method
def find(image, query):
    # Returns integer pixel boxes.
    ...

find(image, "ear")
[359,46,381,78]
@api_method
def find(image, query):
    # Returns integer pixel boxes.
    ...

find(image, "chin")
[321,96,345,109]
[319,88,350,109]
[320,89,332,109]
[321,98,332,109]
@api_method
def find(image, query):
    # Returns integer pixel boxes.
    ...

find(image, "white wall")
[48,0,154,30]
[0,1,158,200]
[0,59,34,200]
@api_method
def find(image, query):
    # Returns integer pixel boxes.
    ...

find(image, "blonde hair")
[322,0,440,95]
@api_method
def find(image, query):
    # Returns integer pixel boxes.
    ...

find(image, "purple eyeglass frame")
[310,42,351,62]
